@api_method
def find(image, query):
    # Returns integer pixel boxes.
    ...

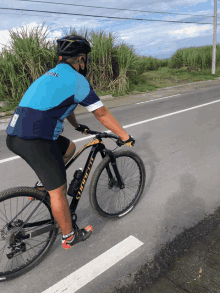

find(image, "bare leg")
[49,141,76,235]
[63,142,76,165]
[48,182,73,235]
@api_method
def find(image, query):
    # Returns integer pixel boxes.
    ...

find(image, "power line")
[0,11,118,27]
[0,7,213,24]
[17,0,215,18]
[0,11,98,20]
[0,10,133,22]
[3,11,220,29]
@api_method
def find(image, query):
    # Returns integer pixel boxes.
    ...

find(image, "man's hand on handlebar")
[75,124,90,135]
[75,126,135,147]
[117,135,135,147]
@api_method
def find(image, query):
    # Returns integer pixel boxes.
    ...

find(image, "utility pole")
[212,0,217,74]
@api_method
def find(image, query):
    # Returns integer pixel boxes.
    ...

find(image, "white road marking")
[123,98,220,129]
[135,94,181,104]
[0,156,20,164]
[1,98,220,165]
[42,235,143,293]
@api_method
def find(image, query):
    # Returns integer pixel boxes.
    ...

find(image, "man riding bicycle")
[5,35,135,250]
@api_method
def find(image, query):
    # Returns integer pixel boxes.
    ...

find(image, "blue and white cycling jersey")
[6,61,103,140]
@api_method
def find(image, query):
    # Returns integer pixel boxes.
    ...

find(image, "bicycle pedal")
[35,180,45,190]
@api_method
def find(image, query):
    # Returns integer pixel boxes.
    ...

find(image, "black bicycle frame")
[66,138,124,213]
[67,139,107,213]
[15,137,124,241]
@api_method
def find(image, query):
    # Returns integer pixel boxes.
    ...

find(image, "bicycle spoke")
[124,184,138,193]
[97,190,114,206]
[10,198,12,225]
[2,201,7,223]
[0,201,9,224]
[15,256,18,269]
[10,257,14,272]
[16,197,18,221]
[3,259,10,274]
[26,242,38,254]
[0,192,56,278]
[0,215,8,224]
[94,152,144,216]
[0,243,7,262]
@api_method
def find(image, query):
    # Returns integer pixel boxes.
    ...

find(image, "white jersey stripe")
[86,100,104,112]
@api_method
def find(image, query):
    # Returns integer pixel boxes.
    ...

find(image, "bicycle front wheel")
[0,187,58,282]
[90,150,146,220]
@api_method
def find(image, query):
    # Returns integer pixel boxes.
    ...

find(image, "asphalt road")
[1,81,220,292]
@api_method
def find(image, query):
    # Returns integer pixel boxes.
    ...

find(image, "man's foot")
[62,225,93,250]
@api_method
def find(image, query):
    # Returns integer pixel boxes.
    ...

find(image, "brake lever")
[116,139,123,147]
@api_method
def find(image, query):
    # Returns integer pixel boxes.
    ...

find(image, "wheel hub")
[1,226,20,245]
[108,178,118,189]
[1,219,27,259]
[108,178,125,190]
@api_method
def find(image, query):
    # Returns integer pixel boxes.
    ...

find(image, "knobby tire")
[0,187,58,282]
[89,150,146,220]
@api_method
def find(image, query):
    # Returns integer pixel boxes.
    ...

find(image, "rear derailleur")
[1,219,27,259]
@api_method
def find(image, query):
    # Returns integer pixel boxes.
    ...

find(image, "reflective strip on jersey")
[6,63,103,140]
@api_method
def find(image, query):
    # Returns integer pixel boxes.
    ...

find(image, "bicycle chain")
[3,228,63,260]
[3,216,78,259]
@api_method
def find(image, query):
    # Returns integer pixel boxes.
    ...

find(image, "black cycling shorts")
[6,134,70,191]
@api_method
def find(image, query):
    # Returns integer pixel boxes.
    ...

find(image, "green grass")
[1,66,220,115]
[120,66,220,97]
[1,23,220,116]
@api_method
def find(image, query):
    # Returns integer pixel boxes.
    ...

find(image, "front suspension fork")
[103,150,124,189]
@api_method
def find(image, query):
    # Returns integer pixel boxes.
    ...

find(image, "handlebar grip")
[86,130,98,135]
[85,129,119,140]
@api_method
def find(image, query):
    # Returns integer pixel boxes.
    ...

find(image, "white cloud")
[51,31,62,38]
[46,30,62,43]
[0,0,216,59]
[169,24,211,38]
[169,0,208,6]
[0,22,46,52]
[0,30,11,50]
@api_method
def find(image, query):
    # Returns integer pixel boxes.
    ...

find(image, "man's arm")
[66,112,79,129]
[93,106,129,141]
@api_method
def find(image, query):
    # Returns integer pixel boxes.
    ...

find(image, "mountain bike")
[0,130,145,281]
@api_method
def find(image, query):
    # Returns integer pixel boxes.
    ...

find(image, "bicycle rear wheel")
[90,150,145,220]
[0,187,58,282]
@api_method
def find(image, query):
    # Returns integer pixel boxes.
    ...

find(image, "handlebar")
[83,129,135,147]
[86,129,118,140]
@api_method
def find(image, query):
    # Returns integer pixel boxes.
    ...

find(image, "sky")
[0,0,219,59]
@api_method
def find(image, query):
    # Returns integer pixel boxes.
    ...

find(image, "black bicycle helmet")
[56,35,91,60]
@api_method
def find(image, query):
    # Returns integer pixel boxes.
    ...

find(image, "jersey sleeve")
[74,74,104,112]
